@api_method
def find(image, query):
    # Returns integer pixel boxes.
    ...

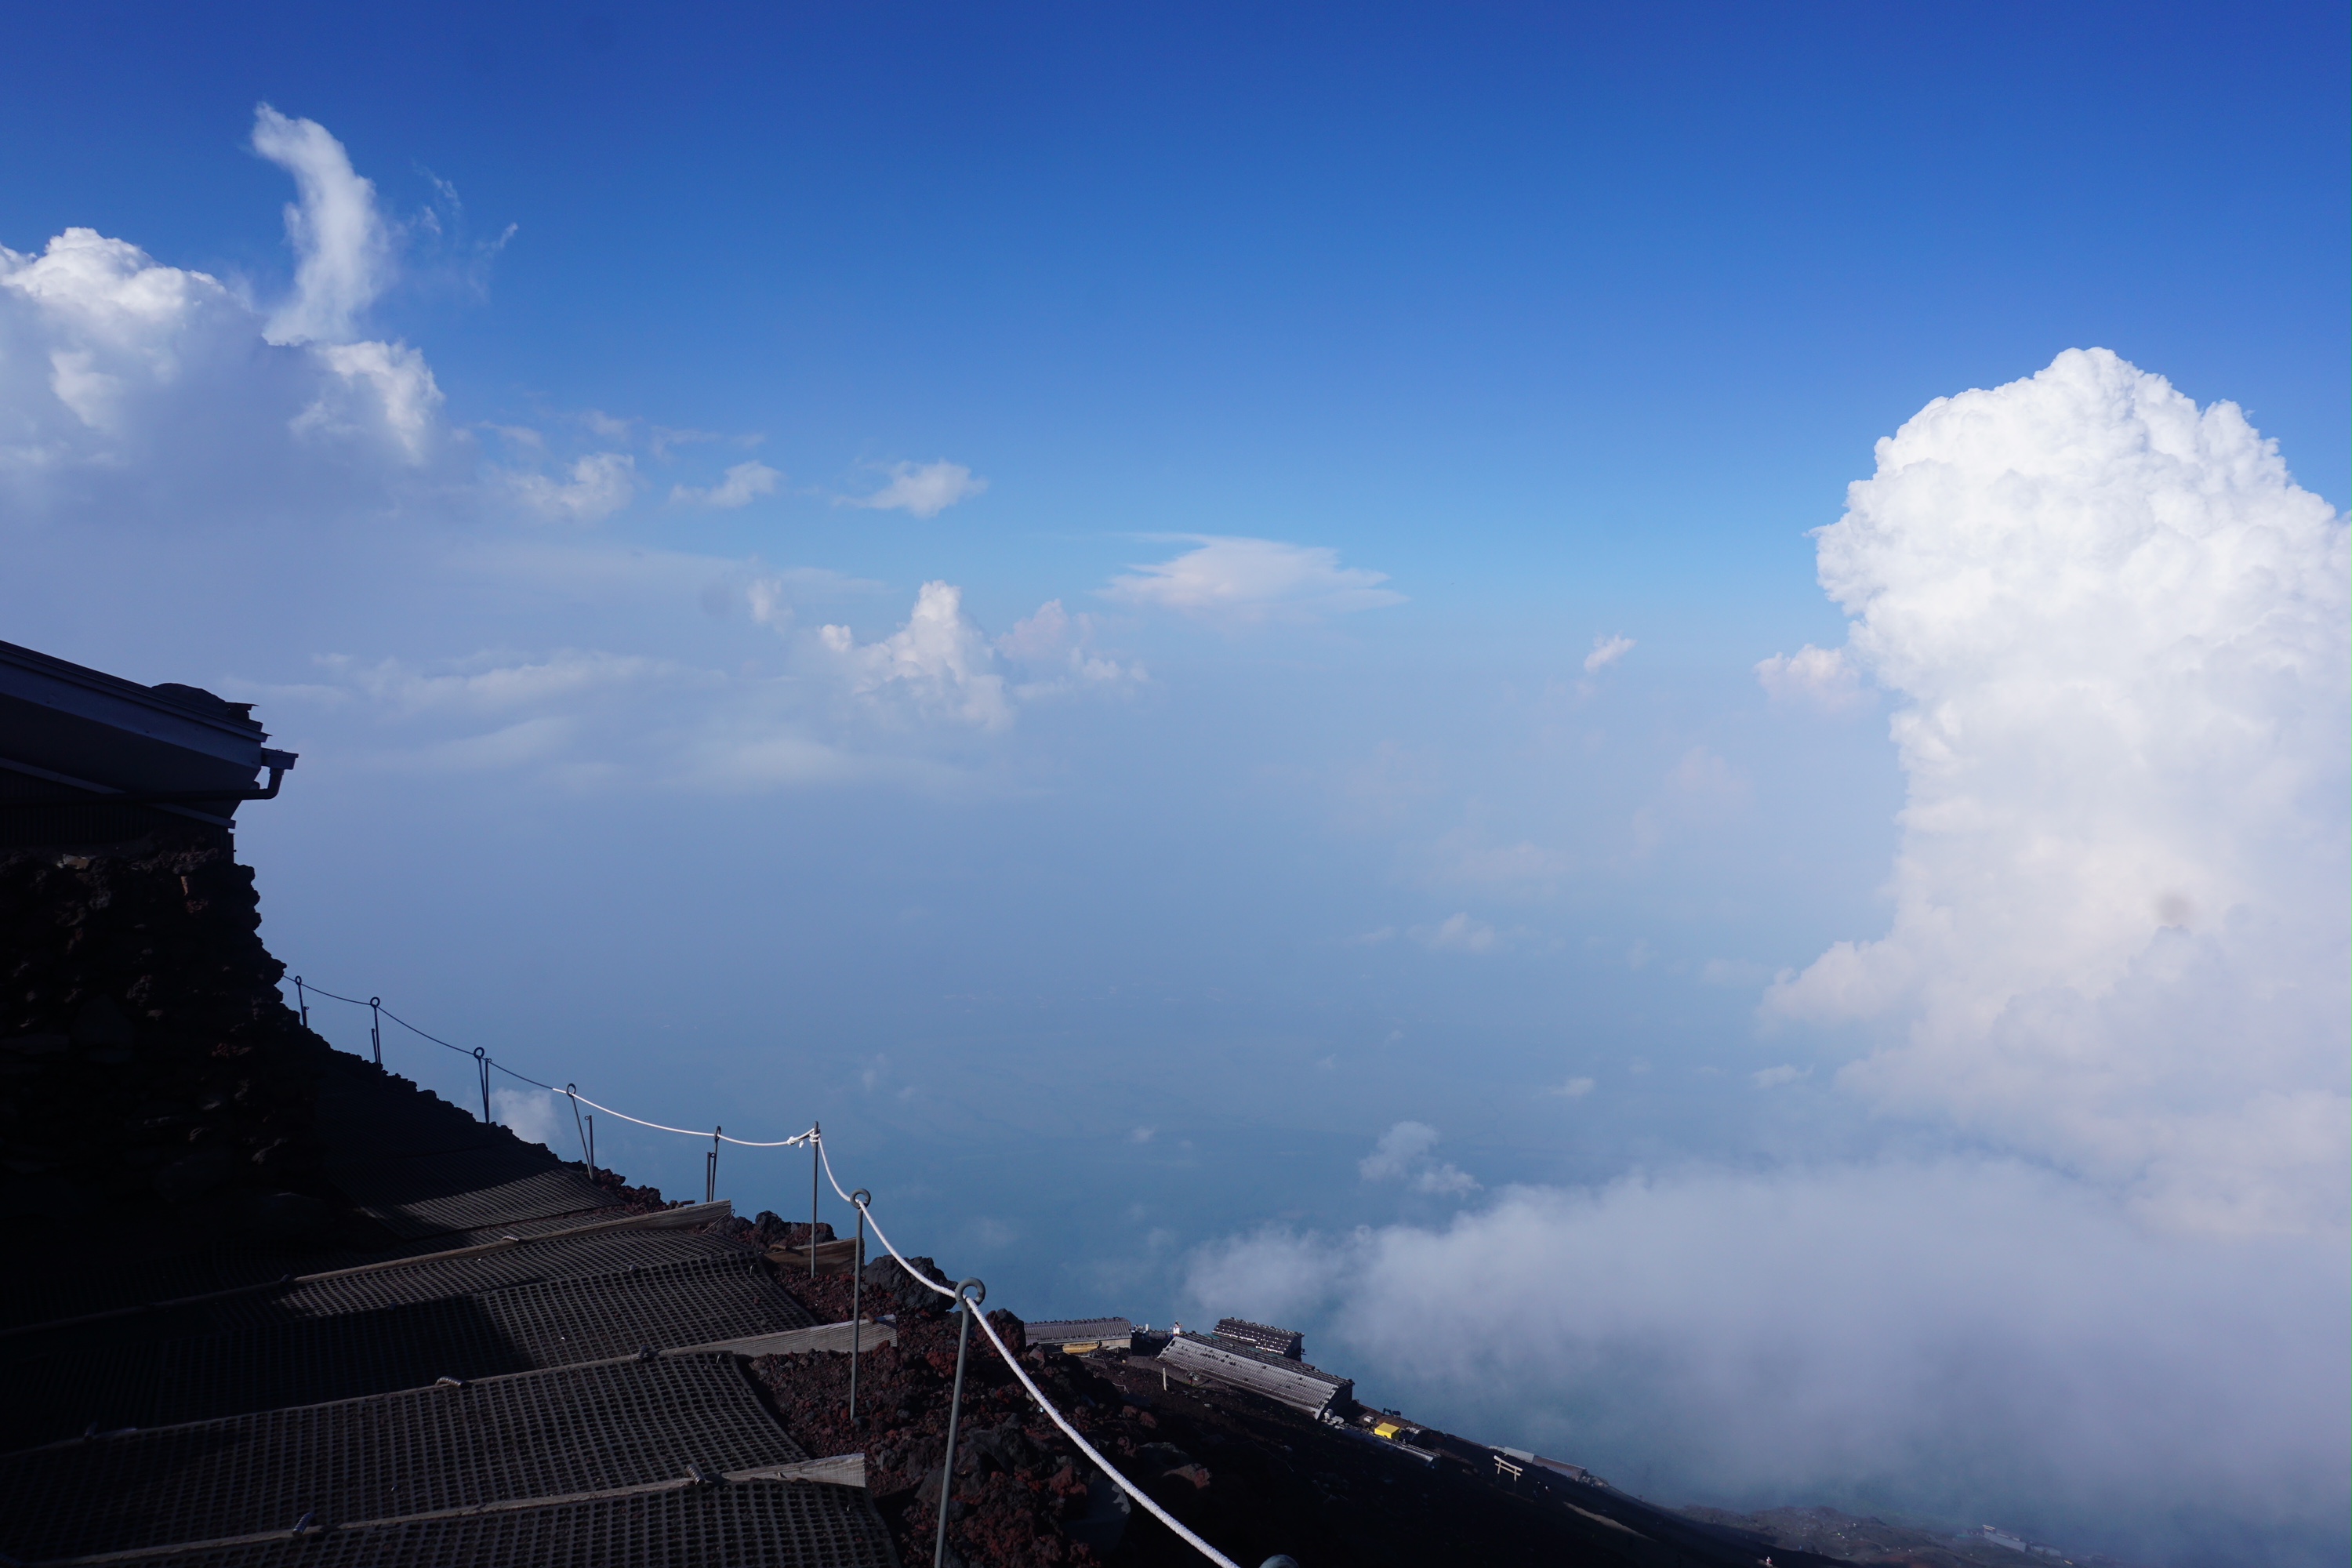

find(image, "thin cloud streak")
[1104,535,1403,622]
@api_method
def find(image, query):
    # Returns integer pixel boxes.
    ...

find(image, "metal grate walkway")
[2,1254,818,1449]
[0,1050,887,1567]
[0,1353,811,1562]
[216,1229,751,1329]
[51,1478,900,1568]
[328,1149,618,1240]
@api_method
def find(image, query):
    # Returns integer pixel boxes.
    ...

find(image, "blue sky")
[2,6,2346,1563]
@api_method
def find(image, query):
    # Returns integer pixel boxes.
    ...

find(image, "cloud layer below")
[1189,351,2350,1563]
[1185,1160,2348,1563]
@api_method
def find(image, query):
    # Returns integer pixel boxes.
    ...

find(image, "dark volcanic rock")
[0,822,335,1252]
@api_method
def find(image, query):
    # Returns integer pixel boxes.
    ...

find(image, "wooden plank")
[727,1454,867,1489]
[673,1318,896,1359]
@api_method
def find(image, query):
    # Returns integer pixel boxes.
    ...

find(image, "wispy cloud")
[844,459,987,517]
[671,459,781,509]
[1104,535,1403,623]
[510,452,635,524]
[1583,633,1635,673]
[1411,912,1497,953]
[251,104,392,345]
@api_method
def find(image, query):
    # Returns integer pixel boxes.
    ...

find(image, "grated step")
[2,1255,817,1449]
[62,1477,898,1568]
[0,1353,808,1561]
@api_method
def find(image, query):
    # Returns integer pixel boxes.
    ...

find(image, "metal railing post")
[933,1278,985,1568]
[566,1085,590,1168]
[706,1127,721,1204]
[850,1189,871,1426]
[368,996,383,1066]
[474,1047,491,1122]
[809,1123,822,1279]
[292,975,309,1029]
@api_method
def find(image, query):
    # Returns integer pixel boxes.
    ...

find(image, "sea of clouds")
[1185,351,2350,1565]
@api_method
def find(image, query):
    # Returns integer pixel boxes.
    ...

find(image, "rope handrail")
[293,978,812,1148]
[289,975,1250,1567]
[818,1134,1243,1568]
[567,1088,815,1149]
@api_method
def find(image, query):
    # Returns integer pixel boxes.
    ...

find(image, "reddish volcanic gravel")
[753,1254,1113,1568]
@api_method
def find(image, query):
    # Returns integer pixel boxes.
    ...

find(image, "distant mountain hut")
[1024,1316,1134,1354]
[1159,1330,1354,1421]
[1211,1316,1305,1360]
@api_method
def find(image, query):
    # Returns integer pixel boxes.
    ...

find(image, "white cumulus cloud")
[490,1087,568,1149]
[296,339,441,461]
[821,580,1012,729]
[672,459,781,509]
[846,459,987,517]
[1358,1120,1481,1196]
[0,110,458,538]
[1755,642,1867,713]
[1104,535,1403,622]
[995,598,1144,695]
[1763,348,2349,1236]
[513,452,635,524]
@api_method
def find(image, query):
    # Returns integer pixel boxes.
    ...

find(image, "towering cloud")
[1766,348,2349,1235]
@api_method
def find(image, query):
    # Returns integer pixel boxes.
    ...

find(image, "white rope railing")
[817,1134,1243,1568]
[291,976,1247,1567]
[564,1090,814,1149]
